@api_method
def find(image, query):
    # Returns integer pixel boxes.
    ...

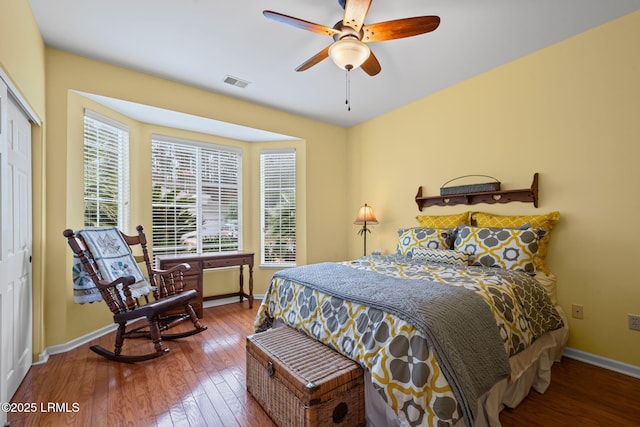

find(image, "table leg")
[239,264,244,303]
[248,262,254,308]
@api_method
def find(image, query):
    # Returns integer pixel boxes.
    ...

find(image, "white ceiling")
[29,0,640,135]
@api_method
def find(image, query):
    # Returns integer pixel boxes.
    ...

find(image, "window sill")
[260,263,297,269]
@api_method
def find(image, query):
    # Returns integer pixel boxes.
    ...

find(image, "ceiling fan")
[263,0,441,76]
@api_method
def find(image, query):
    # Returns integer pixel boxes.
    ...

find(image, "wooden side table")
[157,252,255,317]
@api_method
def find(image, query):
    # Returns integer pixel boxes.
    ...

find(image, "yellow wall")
[0,0,47,360]
[44,48,348,347]
[347,11,640,366]
[0,0,46,115]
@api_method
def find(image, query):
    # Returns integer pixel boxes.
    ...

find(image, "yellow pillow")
[416,212,471,228]
[472,211,560,274]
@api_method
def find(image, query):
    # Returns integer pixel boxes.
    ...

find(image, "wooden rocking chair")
[63,225,207,363]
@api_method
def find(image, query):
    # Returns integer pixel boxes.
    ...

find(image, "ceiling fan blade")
[263,10,340,37]
[363,16,441,42]
[295,45,331,72]
[361,51,381,76]
[342,0,372,32]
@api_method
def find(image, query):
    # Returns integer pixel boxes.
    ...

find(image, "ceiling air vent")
[223,75,250,89]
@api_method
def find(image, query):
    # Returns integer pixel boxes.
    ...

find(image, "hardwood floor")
[7,302,640,426]
[499,357,640,426]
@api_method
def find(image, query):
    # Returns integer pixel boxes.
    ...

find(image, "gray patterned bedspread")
[255,255,564,427]
[273,262,508,427]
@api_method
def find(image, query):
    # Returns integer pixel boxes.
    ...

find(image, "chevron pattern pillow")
[411,248,470,266]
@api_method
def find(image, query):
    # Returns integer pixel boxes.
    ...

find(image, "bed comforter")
[255,255,564,427]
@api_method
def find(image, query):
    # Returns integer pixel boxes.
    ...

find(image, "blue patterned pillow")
[411,248,470,266]
[396,228,454,257]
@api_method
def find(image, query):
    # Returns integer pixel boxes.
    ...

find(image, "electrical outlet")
[628,314,640,331]
[572,304,584,319]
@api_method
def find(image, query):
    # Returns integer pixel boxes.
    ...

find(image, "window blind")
[260,149,296,266]
[151,136,241,262]
[83,110,130,229]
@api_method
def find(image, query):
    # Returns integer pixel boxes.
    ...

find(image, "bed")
[254,211,567,427]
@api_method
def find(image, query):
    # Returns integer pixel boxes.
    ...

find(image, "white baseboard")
[35,297,264,364]
[563,347,640,379]
[202,294,264,308]
[35,323,118,365]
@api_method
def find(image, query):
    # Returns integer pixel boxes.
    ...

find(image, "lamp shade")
[328,38,371,70]
[353,204,378,225]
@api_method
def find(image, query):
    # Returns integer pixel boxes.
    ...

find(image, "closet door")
[0,77,33,420]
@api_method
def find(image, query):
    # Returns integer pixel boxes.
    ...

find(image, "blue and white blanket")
[72,227,153,304]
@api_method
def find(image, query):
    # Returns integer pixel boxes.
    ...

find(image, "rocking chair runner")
[63,225,207,363]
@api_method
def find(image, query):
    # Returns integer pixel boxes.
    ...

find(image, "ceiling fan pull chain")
[345,67,351,111]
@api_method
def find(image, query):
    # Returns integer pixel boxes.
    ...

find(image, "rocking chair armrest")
[149,262,191,277]
[149,263,190,297]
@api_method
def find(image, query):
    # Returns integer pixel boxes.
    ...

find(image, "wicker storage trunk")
[246,326,365,427]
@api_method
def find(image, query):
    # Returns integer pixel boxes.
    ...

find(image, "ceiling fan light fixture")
[328,37,370,70]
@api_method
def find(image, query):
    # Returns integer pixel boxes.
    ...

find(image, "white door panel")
[0,76,33,425]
